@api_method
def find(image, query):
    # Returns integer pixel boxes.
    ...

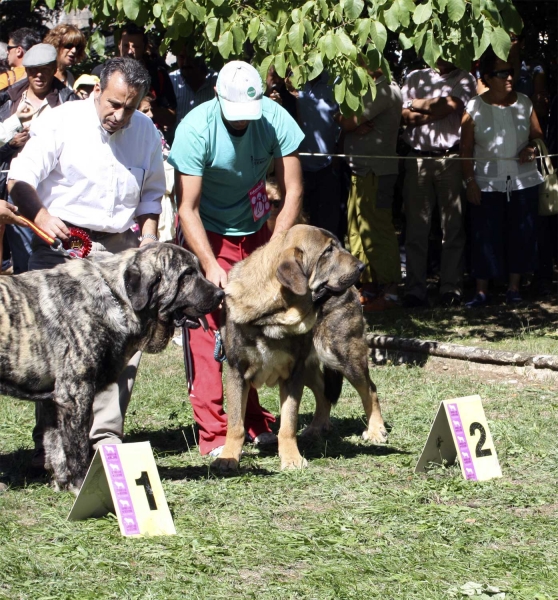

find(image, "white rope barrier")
[298,151,558,161]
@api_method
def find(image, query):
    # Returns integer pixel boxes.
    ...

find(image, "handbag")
[533,139,558,216]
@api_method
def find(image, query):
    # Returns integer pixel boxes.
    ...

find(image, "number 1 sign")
[415,395,502,481]
[68,441,176,536]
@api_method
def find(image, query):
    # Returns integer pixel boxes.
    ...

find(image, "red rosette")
[62,227,92,258]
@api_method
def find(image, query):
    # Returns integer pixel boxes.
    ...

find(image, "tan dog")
[213,225,387,472]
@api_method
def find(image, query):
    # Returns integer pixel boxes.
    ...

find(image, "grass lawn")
[1,304,558,599]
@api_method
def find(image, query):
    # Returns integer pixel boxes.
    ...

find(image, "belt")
[63,222,121,240]
[413,144,460,157]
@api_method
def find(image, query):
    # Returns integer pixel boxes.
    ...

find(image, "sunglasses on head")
[269,200,282,208]
[491,68,514,79]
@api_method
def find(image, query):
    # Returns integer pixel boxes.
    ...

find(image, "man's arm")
[271,152,303,238]
[8,180,70,240]
[136,214,159,246]
[176,173,228,288]
[402,96,465,126]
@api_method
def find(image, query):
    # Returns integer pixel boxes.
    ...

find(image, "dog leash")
[17,215,92,259]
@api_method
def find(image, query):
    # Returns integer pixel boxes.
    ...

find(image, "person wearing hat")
[168,60,304,457]
[0,43,77,274]
[73,73,100,99]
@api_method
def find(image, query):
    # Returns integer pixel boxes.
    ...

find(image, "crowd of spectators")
[0,24,556,309]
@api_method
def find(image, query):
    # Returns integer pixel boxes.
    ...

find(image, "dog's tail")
[324,367,343,405]
[0,383,54,402]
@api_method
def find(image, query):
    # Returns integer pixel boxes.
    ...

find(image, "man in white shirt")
[8,57,166,465]
[401,59,476,308]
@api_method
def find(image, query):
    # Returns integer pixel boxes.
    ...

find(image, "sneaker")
[172,335,183,347]
[506,289,522,305]
[363,294,399,312]
[253,432,278,446]
[402,294,428,309]
[358,284,377,305]
[465,292,488,308]
[439,292,462,308]
[208,445,225,457]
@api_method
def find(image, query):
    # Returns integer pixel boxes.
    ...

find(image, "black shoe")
[402,294,428,308]
[439,292,462,307]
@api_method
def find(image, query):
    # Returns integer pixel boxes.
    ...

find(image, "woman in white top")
[461,48,544,307]
[43,24,86,90]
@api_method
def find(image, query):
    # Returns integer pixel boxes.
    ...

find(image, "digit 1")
[135,471,158,510]
[469,422,493,458]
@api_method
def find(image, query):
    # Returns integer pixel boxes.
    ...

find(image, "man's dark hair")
[120,22,148,44]
[99,57,151,98]
[9,28,42,52]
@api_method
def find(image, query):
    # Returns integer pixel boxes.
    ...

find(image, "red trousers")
[184,227,275,454]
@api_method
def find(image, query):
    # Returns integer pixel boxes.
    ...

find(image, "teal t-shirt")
[168,97,304,235]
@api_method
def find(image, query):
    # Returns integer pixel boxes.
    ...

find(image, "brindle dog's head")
[123,244,224,351]
[276,225,364,302]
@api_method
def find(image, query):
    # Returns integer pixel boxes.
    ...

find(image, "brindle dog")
[213,225,387,472]
[0,243,223,492]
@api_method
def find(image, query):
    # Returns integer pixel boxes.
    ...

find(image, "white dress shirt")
[9,95,165,233]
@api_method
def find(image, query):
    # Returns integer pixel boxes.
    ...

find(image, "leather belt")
[413,144,460,157]
[63,222,121,241]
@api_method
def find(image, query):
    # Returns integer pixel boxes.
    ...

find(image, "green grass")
[1,313,558,599]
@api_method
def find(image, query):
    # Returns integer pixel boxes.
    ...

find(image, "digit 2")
[135,471,158,510]
[469,422,492,458]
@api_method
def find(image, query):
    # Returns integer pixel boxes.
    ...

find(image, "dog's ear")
[276,247,307,295]
[124,261,160,311]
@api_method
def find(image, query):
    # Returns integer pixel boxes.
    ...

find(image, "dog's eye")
[183,268,195,276]
[324,245,333,254]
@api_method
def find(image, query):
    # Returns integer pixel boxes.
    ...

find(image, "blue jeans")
[4,223,32,274]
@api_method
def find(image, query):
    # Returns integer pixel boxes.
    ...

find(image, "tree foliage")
[61,0,523,113]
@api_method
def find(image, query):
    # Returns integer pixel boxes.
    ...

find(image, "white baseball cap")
[216,61,263,121]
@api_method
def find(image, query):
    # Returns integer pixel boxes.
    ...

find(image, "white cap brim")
[219,96,262,121]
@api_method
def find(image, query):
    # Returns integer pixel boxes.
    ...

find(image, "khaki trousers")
[347,171,401,286]
[403,153,465,300]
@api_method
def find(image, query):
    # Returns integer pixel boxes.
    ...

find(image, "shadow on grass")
[366,298,558,344]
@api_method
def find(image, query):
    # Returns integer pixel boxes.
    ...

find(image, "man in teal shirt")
[168,60,304,456]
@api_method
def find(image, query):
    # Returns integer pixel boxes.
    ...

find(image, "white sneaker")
[172,335,183,347]
[253,432,278,446]
[208,445,224,457]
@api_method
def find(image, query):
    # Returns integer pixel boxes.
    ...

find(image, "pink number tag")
[248,180,270,221]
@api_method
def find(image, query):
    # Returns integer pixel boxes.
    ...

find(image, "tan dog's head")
[276,225,364,301]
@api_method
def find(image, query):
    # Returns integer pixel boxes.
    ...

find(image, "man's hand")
[8,131,29,149]
[0,201,29,226]
[465,180,482,206]
[518,146,537,164]
[16,100,35,123]
[34,209,70,241]
[205,262,228,289]
[354,120,375,136]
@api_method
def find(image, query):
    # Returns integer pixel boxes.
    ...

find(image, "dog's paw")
[280,455,308,470]
[362,426,388,444]
[211,457,240,472]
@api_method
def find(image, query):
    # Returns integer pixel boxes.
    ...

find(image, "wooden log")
[366,334,558,371]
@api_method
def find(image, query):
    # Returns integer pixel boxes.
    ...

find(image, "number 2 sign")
[416,395,502,481]
[68,442,176,536]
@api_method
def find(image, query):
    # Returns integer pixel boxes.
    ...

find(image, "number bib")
[248,180,270,221]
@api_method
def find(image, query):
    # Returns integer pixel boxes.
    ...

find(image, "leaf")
[366,47,381,70]
[321,31,337,60]
[471,0,482,19]
[206,17,219,42]
[288,22,304,56]
[184,0,205,21]
[369,20,387,52]
[345,87,360,111]
[413,1,432,25]
[44,0,57,8]
[217,30,233,58]
[490,25,511,61]
[446,0,466,22]
[334,78,346,105]
[502,3,523,35]
[257,23,268,50]
[291,8,301,23]
[398,32,413,50]
[210,0,225,5]
[301,1,315,17]
[308,53,324,80]
[397,0,415,27]
[89,30,106,57]
[355,18,371,47]
[355,66,368,91]
[383,2,400,32]
[122,0,141,21]
[248,17,260,43]
[422,29,441,67]
[274,52,287,78]
[231,24,245,54]
[153,3,161,17]
[257,55,274,83]
[342,0,364,20]
[473,23,491,59]
[319,0,328,19]
[334,30,355,58]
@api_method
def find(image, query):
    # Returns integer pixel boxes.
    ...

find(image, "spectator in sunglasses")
[461,47,544,307]
[43,24,87,89]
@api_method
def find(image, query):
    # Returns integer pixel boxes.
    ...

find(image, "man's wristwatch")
[139,233,159,243]
[404,100,414,110]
